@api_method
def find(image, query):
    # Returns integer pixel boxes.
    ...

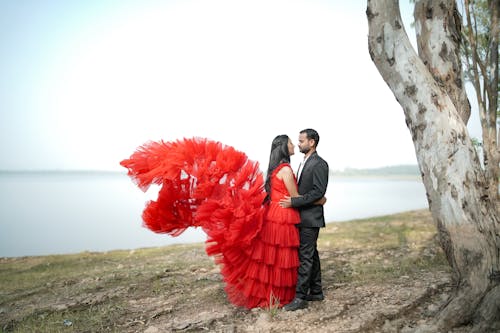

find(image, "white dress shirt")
[297,155,310,180]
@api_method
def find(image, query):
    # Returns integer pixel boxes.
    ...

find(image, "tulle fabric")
[120,138,300,308]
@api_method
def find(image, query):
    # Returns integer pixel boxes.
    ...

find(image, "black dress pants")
[296,226,322,299]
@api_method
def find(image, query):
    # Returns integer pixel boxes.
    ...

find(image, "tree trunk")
[463,0,500,203]
[366,0,500,331]
[485,0,499,203]
[414,0,471,124]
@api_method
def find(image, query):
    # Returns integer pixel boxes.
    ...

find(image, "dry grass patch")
[1,210,454,333]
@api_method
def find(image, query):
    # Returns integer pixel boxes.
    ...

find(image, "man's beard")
[300,146,310,154]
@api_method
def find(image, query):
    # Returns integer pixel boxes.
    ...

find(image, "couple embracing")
[267,128,329,311]
[121,128,329,311]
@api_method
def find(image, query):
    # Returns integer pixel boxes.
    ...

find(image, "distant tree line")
[331,165,420,176]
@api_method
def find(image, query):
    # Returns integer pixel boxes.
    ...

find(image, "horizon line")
[0,164,420,174]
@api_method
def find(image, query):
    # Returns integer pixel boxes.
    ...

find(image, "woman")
[247,134,302,307]
[120,135,320,308]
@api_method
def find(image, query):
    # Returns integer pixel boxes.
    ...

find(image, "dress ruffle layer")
[121,138,300,308]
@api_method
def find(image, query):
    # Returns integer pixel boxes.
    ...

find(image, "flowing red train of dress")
[120,137,300,309]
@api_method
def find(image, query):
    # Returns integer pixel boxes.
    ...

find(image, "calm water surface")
[0,172,428,257]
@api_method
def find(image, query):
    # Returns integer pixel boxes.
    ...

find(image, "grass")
[0,209,450,332]
[0,244,211,332]
[266,291,280,319]
[319,210,449,284]
[10,302,128,333]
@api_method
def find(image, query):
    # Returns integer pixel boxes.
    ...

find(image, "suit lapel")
[298,152,316,185]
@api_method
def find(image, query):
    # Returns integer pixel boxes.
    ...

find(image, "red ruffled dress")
[247,163,301,306]
[120,138,300,309]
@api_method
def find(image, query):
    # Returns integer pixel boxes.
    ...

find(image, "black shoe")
[283,297,308,311]
[305,293,324,301]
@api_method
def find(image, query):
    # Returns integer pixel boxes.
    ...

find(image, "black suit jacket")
[291,151,329,228]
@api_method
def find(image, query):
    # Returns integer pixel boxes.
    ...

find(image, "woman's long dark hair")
[264,134,290,203]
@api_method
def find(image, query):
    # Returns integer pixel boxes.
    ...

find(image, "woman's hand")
[314,197,327,205]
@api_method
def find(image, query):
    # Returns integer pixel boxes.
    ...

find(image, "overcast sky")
[0,0,482,172]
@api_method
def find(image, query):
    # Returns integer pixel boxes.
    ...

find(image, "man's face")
[298,133,312,155]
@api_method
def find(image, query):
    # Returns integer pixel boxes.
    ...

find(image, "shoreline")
[1,209,430,260]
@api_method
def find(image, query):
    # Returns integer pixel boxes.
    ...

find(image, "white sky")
[0,0,482,172]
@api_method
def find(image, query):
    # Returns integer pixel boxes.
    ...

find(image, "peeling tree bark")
[366,0,500,331]
[414,0,471,123]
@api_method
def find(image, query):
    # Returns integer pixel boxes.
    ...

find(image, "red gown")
[120,137,300,308]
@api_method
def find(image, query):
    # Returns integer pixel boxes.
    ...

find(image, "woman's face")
[287,138,295,156]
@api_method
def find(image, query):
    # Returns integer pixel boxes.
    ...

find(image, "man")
[280,128,329,311]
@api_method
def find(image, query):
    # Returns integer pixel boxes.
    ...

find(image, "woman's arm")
[276,167,326,205]
[277,166,299,197]
[278,167,326,205]
[276,167,326,206]
[290,159,329,208]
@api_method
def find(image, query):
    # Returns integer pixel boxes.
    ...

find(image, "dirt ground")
[123,265,457,333]
[0,210,472,332]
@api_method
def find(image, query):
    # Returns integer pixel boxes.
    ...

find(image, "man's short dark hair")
[300,128,320,147]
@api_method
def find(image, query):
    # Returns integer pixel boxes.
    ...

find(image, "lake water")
[0,172,428,257]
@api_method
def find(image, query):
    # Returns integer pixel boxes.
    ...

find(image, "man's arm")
[290,160,328,208]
